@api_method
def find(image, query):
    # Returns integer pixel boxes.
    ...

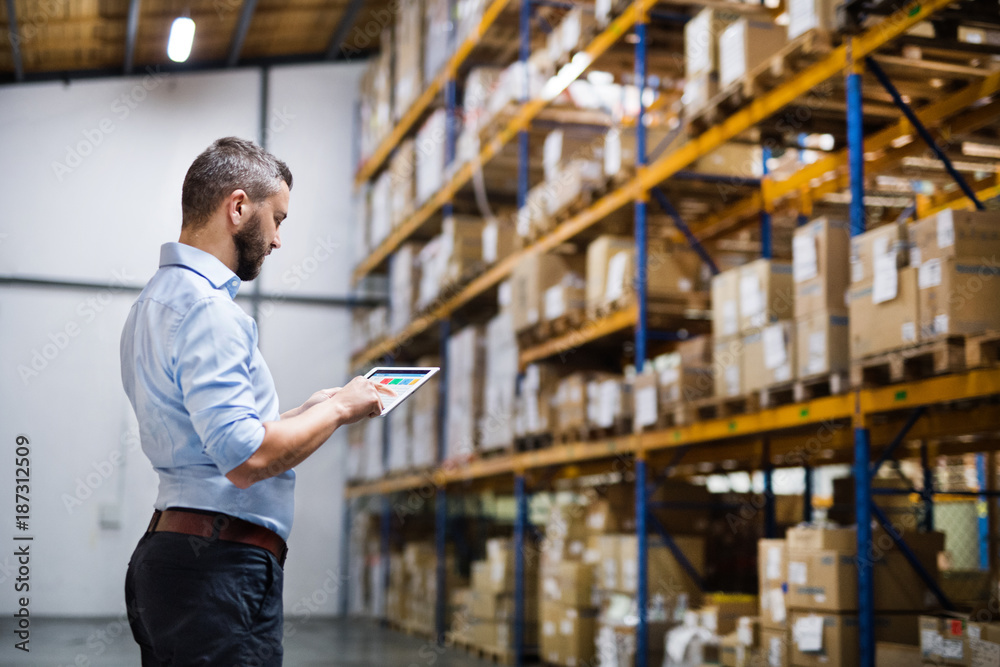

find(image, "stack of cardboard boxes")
[711,259,795,397]
[445,325,485,461]
[784,524,944,666]
[551,371,633,439]
[514,363,560,439]
[683,8,739,116]
[717,17,786,90]
[510,252,586,335]
[793,217,851,380]
[480,311,518,453]
[392,0,423,121]
[468,538,539,657]
[388,140,417,228]
[540,503,600,666]
[633,337,715,431]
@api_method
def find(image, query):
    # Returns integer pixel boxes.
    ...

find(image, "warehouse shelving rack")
[344,0,1000,666]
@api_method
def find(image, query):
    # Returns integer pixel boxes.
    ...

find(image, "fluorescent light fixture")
[962,141,1000,159]
[168,17,196,63]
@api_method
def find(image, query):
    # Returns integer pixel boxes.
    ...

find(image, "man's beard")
[233,210,270,281]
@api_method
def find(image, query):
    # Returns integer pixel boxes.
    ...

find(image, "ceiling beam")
[123,0,141,74]
[325,0,367,60]
[4,0,23,82]
[226,0,259,67]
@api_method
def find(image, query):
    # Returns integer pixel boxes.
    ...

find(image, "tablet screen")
[365,367,440,415]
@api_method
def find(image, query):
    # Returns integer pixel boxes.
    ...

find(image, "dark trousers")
[125,531,284,666]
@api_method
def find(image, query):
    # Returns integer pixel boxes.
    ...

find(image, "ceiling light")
[168,17,196,63]
[962,141,1000,159]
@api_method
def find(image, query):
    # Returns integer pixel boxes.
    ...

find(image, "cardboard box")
[850,221,908,285]
[445,325,485,460]
[848,267,920,358]
[685,7,740,76]
[415,108,448,205]
[794,217,851,318]
[743,320,796,391]
[918,257,1000,338]
[389,140,417,228]
[787,0,840,40]
[719,18,787,89]
[585,235,701,312]
[541,560,594,607]
[619,535,705,603]
[604,126,680,179]
[543,276,587,324]
[481,216,519,265]
[761,627,789,667]
[516,363,560,436]
[786,525,856,551]
[712,268,742,339]
[678,335,714,367]
[511,252,586,332]
[759,539,788,629]
[920,615,970,666]
[393,0,423,120]
[738,259,795,332]
[791,612,920,667]
[795,309,849,378]
[540,600,598,666]
[702,595,759,635]
[713,336,743,398]
[441,215,486,285]
[909,209,1000,266]
[877,641,922,667]
[682,70,719,116]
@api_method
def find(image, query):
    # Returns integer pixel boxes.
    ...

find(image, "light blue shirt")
[121,242,294,540]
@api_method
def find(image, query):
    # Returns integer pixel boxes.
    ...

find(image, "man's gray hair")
[181,137,292,229]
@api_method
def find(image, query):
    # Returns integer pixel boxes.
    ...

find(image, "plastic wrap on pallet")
[423,0,451,84]
[394,0,423,121]
[415,108,450,205]
[369,170,393,249]
[389,139,417,228]
[445,325,485,460]
[387,399,412,472]
[389,243,421,335]
[480,312,518,451]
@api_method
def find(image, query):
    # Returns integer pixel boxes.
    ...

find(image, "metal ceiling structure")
[0,0,388,85]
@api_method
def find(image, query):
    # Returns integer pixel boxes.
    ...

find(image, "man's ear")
[228,189,248,227]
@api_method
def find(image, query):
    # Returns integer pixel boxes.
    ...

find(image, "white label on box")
[911,246,922,267]
[788,0,819,39]
[935,314,949,335]
[768,637,783,667]
[766,546,783,581]
[725,364,740,396]
[851,259,864,283]
[569,540,584,556]
[902,321,916,343]
[605,251,630,302]
[973,639,1000,667]
[660,367,680,387]
[635,385,658,427]
[794,615,824,652]
[789,561,807,585]
[942,638,965,660]
[970,627,983,641]
[919,258,942,289]
[719,21,746,88]
[544,576,559,599]
[597,380,619,428]
[770,587,786,624]
[922,629,942,656]
[763,324,788,370]
[622,559,637,590]
[738,622,754,647]
[560,619,573,635]
[544,130,564,183]
[808,330,827,375]
[874,236,889,258]
[873,251,899,304]
[793,234,819,283]
[595,0,611,24]
[678,277,693,292]
[545,285,566,320]
[938,209,955,248]
[740,274,764,320]
[604,128,622,176]
[544,621,556,636]
[722,300,739,337]
[774,363,791,383]
[482,221,498,264]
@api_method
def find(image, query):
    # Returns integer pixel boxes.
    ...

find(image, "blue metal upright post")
[854,427,875,667]
[977,454,990,569]
[636,457,649,667]
[762,439,776,538]
[921,442,934,531]
[847,62,866,238]
[847,54,873,667]
[634,15,649,667]
[760,147,773,259]
[436,488,447,644]
[514,474,527,666]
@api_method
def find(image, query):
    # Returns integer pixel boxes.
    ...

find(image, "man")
[121,137,390,666]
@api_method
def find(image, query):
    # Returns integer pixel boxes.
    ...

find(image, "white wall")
[0,61,365,618]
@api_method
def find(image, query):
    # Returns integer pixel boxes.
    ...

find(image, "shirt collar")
[159,242,242,299]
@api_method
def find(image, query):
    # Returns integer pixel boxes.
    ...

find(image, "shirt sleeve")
[173,296,265,474]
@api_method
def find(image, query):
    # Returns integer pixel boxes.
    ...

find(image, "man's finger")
[374,383,396,396]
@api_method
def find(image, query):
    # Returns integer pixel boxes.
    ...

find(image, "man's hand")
[280,387,341,419]
[333,376,395,423]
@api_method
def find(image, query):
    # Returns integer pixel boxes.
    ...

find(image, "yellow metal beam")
[860,368,1000,415]
[352,0,513,187]
[518,305,638,368]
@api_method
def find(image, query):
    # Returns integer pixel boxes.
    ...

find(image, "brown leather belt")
[147,508,287,567]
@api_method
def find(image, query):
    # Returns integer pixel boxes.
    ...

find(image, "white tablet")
[364,367,440,416]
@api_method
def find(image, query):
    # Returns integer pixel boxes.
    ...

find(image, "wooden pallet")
[758,381,797,410]
[515,432,553,452]
[535,310,587,339]
[965,330,1000,369]
[850,336,966,387]
[525,190,598,244]
[793,371,849,403]
[554,420,631,444]
[453,640,528,665]
[674,393,761,425]
[685,28,835,135]
[586,292,712,322]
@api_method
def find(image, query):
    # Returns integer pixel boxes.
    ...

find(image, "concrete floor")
[0,616,498,666]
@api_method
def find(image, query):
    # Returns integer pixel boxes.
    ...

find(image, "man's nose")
[272,228,281,250]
